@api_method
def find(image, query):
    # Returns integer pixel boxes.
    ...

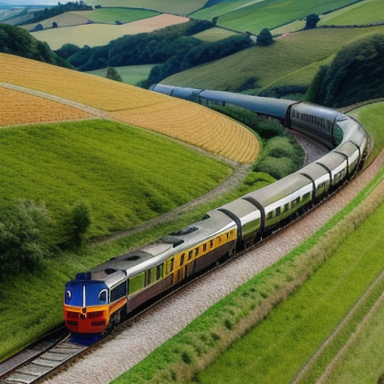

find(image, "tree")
[305,14,320,29]
[71,201,91,245]
[257,28,274,46]
[106,66,122,82]
[0,199,49,276]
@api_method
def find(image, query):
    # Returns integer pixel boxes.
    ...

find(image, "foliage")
[60,20,214,71]
[306,34,384,107]
[71,201,92,246]
[0,24,73,69]
[0,199,49,277]
[304,14,320,30]
[140,34,252,88]
[106,66,122,82]
[257,28,273,46]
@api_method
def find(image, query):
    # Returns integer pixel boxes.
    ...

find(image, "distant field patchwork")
[31,14,190,49]
[0,53,258,164]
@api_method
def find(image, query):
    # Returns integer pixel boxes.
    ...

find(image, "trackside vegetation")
[112,103,384,383]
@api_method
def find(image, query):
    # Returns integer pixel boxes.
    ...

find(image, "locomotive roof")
[88,210,236,281]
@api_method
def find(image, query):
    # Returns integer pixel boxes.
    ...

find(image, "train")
[63,85,370,344]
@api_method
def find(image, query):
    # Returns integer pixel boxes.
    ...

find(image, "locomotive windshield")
[65,281,109,306]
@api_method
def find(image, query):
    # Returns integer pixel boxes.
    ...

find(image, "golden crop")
[0,53,259,163]
[0,86,93,127]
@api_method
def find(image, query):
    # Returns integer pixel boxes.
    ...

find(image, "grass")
[0,119,232,241]
[163,25,384,93]
[319,0,384,26]
[72,7,159,24]
[191,0,358,34]
[86,0,207,15]
[192,27,238,42]
[85,64,155,86]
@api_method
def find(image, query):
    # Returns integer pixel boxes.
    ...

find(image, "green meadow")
[0,119,231,242]
[86,64,155,85]
[86,0,206,15]
[163,25,384,94]
[72,8,159,24]
[319,0,384,27]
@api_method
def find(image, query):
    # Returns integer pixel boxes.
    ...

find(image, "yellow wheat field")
[0,53,259,163]
[0,87,94,127]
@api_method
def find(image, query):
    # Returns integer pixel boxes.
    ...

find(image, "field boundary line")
[0,82,109,119]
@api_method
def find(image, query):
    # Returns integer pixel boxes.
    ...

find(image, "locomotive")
[63,86,369,343]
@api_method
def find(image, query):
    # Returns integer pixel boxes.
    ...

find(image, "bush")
[257,28,274,46]
[71,201,91,246]
[0,199,49,276]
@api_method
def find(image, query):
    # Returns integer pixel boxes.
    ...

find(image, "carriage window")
[166,258,174,274]
[203,243,207,252]
[129,273,144,294]
[195,247,199,256]
[284,203,289,212]
[111,281,127,302]
[146,269,151,286]
[276,207,281,216]
[188,250,193,261]
[210,240,214,248]
[156,264,163,280]
[180,253,185,267]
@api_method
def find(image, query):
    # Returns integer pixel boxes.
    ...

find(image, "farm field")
[86,0,207,15]
[0,86,93,126]
[163,25,384,93]
[190,0,358,34]
[86,64,155,86]
[0,54,258,164]
[319,0,384,26]
[192,27,238,42]
[21,12,90,31]
[30,14,190,50]
[71,7,159,24]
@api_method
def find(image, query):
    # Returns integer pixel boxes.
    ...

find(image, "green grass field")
[191,0,358,34]
[0,119,231,241]
[163,25,384,94]
[86,64,155,85]
[319,0,384,26]
[192,27,238,42]
[72,7,159,24]
[86,0,206,15]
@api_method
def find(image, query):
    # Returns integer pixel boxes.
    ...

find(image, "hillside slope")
[0,53,258,164]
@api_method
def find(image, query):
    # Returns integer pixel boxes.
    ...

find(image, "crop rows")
[0,87,93,127]
[0,53,258,163]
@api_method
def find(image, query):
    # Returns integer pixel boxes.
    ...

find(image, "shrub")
[0,199,49,276]
[71,201,91,246]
